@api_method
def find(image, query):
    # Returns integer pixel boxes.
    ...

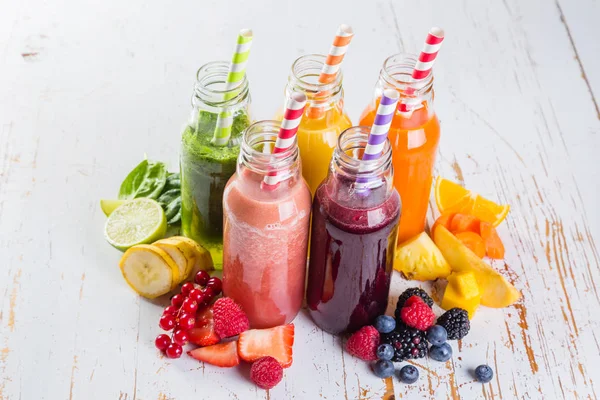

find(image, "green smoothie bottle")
[180,61,251,269]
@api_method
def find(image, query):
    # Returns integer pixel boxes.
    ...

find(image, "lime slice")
[104,198,167,251]
[100,199,126,216]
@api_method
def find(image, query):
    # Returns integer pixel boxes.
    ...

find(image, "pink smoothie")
[222,173,311,329]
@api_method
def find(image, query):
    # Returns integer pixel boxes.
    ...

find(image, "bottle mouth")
[289,54,343,96]
[335,126,393,180]
[193,61,249,106]
[239,120,299,175]
[381,53,434,95]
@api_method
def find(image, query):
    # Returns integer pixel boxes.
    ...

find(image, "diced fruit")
[442,272,481,318]
[450,214,480,234]
[238,324,295,368]
[105,198,167,251]
[188,307,220,347]
[434,177,510,227]
[431,213,455,234]
[480,222,505,259]
[100,199,126,216]
[187,341,240,368]
[251,356,284,390]
[454,231,486,258]
[169,236,214,275]
[433,226,520,308]
[119,244,178,299]
[213,298,250,338]
[395,232,451,281]
[153,239,190,287]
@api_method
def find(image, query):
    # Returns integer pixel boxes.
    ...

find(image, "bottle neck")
[286,54,344,112]
[191,61,250,114]
[377,53,435,106]
[238,120,301,188]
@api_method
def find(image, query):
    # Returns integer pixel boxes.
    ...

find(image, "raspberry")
[212,297,250,338]
[251,356,283,389]
[345,325,380,361]
[400,296,435,330]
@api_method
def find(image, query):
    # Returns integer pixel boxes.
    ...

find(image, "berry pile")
[155,271,222,358]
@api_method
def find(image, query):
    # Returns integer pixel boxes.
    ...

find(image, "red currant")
[172,329,189,346]
[181,298,198,314]
[177,312,190,322]
[181,282,195,296]
[171,293,185,307]
[202,287,215,303]
[194,270,210,286]
[188,288,203,303]
[206,277,222,295]
[163,305,178,316]
[165,343,183,359]
[159,314,176,331]
[155,334,171,351]
[178,316,196,331]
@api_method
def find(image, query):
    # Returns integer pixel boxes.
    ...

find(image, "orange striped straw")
[307,24,354,118]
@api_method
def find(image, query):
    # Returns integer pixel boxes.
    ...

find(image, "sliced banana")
[154,238,191,284]
[169,236,214,276]
[119,244,178,298]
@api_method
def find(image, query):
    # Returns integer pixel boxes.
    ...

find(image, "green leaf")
[157,189,180,208]
[164,197,182,221]
[118,160,168,200]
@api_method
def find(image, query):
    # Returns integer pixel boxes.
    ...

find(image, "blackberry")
[437,308,470,340]
[394,288,434,322]
[381,324,428,362]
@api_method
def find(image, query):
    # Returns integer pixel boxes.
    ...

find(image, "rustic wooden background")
[1,0,599,398]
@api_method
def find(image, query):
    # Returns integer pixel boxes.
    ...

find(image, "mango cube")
[442,271,481,319]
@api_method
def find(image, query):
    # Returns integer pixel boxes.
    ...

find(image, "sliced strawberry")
[237,324,294,368]
[187,341,239,368]
[188,307,220,347]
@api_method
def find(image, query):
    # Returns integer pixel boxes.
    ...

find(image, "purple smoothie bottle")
[306,126,400,334]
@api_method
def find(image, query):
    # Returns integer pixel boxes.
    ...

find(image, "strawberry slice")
[237,324,294,368]
[187,341,239,368]
[188,307,220,347]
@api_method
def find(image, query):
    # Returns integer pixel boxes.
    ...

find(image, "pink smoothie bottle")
[222,120,312,329]
[306,126,400,334]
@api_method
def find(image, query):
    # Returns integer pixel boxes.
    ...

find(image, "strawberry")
[238,324,294,368]
[188,307,220,347]
[187,341,240,368]
[213,297,250,338]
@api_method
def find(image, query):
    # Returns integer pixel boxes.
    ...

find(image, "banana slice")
[169,236,214,276]
[119,244,178,298]
[154,238,192,284]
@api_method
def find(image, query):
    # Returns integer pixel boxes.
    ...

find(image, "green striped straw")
[211,29,253,146]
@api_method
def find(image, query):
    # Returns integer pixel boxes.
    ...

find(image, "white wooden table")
[1,0,599,398]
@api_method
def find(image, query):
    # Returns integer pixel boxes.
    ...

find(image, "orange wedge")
[434,177,510,227]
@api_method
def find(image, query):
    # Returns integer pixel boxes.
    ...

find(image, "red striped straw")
[307,24,354,118]
[398,27,445,115]
[262,92,307,189]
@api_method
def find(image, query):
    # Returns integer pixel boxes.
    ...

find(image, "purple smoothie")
[306,179,400,334]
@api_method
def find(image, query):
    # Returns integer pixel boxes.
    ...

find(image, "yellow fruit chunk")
[154,239,189,288]
[395,232,451,281]
[169,236,214,276]
[433,225,520,308]
[119,244,179,298]
[442,272,481,318]
[434,177,510,227]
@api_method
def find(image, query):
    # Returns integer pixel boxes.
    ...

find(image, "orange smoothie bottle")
[282,55,352,196]
[359,54,440,244]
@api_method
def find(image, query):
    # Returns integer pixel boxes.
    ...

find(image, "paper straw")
[262,92,307,188]
[398,27,445,116]
[211,29,253,146]
[362,89,399,161]
[307,24,354,118]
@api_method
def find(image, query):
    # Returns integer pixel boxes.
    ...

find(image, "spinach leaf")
[118,160,168,200]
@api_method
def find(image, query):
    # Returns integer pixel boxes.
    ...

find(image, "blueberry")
[398,365,419,384]
[376,344,394,361]
[429,343,453,362]
[374,315,396,334]
[426,325,448,346]
[474,365,494,383]
[372,360,395,379]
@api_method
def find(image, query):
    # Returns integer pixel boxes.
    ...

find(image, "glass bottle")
[222,121,311,328]
[180,61,251,269]
[359,53,440,244]
[306,126,400,334]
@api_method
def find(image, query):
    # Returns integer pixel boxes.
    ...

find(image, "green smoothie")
[180,110,250,269]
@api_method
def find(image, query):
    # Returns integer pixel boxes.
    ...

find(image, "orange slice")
[434,177,509,227]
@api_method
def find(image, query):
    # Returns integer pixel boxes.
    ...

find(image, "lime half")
[100,199,126,216]
[104,198,167,251]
